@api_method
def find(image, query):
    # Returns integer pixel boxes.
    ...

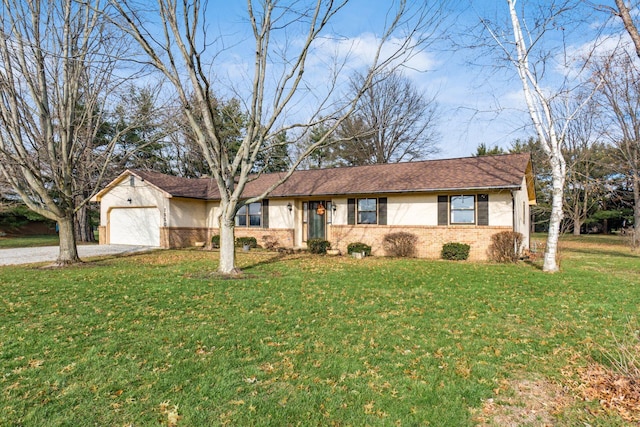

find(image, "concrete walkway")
[0,245,157,266]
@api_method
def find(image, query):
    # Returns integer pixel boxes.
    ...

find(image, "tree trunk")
[57,216,81,265]
[543,156,565,272]
[615,0,640,59]
[74,204,95,243]
[218,215,239,275]
[572,222,581,236]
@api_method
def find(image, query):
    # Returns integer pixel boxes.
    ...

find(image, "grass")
[0,235,638,425]
[0,234,59,248]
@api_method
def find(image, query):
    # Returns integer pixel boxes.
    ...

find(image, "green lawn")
[1,236,638,425]
[0,234,59,248]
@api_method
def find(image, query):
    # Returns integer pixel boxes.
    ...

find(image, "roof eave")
[262,184,524,199]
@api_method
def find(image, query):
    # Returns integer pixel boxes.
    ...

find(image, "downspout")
[511,190,518,256]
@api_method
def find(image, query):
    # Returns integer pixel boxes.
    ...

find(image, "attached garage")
[109,207,160,246]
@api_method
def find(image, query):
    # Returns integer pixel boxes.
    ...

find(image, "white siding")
[330,193,513,227]
[488,192,513,227]
[169,198,207,227]
[268,199,294,229]
[387,195,438,226]
[332,197,348,225]
[512,177,531,247]
[99,175,168,227]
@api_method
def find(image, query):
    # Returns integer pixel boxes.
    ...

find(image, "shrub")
[261,235,279,251]
[488,231,524,263]
[211,234,220,248]
[307,238,331,254]
[441,242,470,261]
[235,236,258,248]
[347,242,372,256]
[382,232,418,257]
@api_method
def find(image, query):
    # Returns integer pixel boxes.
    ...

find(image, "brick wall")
[160,227,209,248]
[330,225,512,261]
[234,228,295,249]
[98,226,106,245]
[158,227,295,249]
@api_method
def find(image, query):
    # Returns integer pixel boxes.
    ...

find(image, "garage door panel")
[110,207,160,246]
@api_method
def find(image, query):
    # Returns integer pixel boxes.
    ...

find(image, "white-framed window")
[450,195,475,224]
[357,198,377,224]
[236,202,261,227]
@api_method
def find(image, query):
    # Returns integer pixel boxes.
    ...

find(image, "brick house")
[92,153,536,260]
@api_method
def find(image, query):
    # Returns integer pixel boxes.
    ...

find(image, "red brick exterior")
[107,223,512,260]
[233,228,295,249]
[160,227,209,248]
[157,227,295,249]
[329,225,513,261]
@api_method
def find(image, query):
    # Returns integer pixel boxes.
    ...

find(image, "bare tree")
[110,0,447,274]
[562,99,609,235]
[481,0,599,272]
[0,0,142,264]
[592,52,640,247]
[613,0,640,58]
[333,70,439,165]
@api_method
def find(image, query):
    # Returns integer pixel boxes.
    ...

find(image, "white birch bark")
[507,0,566,272]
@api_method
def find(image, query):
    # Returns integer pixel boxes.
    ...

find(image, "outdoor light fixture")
[332,204,337,212]
[127,198,132,204]
[287,202,292,212]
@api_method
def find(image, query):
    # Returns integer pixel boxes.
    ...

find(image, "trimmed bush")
[488,231,524,263]
[382,232,418,257]
[235,236,258,248]
[441,242,470,261]
[211,234,220,248]
[261,235,279,251]
[347,242,372,256]
[307,238,331,254]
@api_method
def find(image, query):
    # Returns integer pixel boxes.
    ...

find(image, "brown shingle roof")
[131,170,215,200]
[129,153,531,200]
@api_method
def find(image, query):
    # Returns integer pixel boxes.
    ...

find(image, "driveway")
[0,245,157,266]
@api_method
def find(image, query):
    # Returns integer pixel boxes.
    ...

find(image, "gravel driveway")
[0,245,157,266]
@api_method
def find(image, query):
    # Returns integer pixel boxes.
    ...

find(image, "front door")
[308,201,327,240]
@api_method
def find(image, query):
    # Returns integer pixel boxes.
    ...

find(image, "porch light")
[127,198,132,204]
[287,202,292,212]
[332,204,337,213]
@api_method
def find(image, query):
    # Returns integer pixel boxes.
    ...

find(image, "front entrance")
[308,201,328,240]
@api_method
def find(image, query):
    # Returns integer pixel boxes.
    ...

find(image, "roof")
[94,153,534,201]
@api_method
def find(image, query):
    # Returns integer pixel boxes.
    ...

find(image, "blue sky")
[196,0,630,159]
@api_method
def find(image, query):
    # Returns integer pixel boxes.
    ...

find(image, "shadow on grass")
[567,247,639,260]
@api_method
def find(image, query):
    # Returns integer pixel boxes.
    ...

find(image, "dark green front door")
[308,201,326,240]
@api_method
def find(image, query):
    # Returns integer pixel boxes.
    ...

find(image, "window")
[236,202,261,227]
[450,195,475,224]
[358,198,377,224]
[348,197,387,225]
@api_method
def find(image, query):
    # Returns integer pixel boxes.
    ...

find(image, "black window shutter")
[438,195,448,226]
[477,194,488,226]
[262,199,269,228]
[378,197,387,225]
[347,198,355,225]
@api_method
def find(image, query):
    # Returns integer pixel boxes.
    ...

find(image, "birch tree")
[483,0,597,271]
[110,0,446,274]
[0,0,141,264]
[613,0,640,58]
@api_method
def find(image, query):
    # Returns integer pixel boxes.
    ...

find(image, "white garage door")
[109,207,160,246]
